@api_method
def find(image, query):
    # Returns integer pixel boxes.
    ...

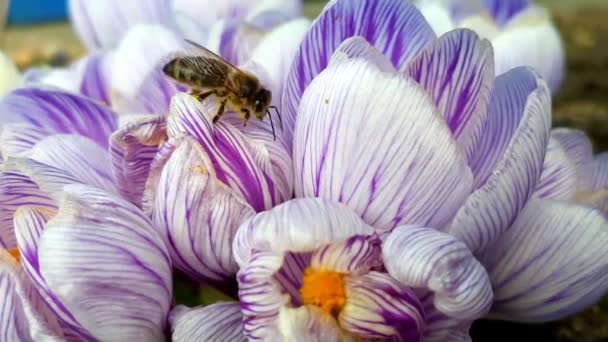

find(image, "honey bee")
[163,39,280,139]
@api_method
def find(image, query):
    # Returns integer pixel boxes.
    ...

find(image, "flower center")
[8,248,20,262]
[300,267,346,316]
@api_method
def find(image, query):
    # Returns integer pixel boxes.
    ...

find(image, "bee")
[163,39,280,140]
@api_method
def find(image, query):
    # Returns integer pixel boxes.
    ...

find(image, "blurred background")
[2,0,608,151]
[1,0,608,341]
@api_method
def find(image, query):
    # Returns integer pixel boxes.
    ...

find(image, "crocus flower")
[536,127,608,215]
[30,0,307,110]
[2,1,607,342]
[27,0,310,133]
[69,0,302,51]
[415,0,565,92]
[233,197,430,340]
[0,87,118,164]
[0,160,172,340]
[275,0,607,339]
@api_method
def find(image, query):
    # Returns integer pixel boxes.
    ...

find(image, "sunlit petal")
[294,58,472,233]
[480,199,608,322]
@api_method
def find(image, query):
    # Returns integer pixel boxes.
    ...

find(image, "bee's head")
[253,88,272,119]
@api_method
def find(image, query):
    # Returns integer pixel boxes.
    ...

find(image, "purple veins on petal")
[0,87,118,149]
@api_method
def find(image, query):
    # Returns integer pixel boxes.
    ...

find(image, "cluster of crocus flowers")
[415,0,565,92]
[0,0,607,341]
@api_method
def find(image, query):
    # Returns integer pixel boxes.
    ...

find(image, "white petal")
[479,199,608,322]
[69,0,175,50]
[110,115,167,207]
[492,6,565,92]
[233,198,375,267]
[551,128,595,191]
[534,137,577,201]
[29,134,118,194]
[450,67,551,253]
[383,226,492,320]
[170,303,246,342]
[151,138,254,281]
[39,185,172,340]
[294,58,472,233]
[0,251,63,341]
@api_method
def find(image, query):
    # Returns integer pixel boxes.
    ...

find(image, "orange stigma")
[300,268,346,316]
[8,248,20,262]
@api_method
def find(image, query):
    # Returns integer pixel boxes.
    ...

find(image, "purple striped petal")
[491,6,565,92]
[534,137,577,200]
[341,272,424,341]
[170,303,246,342]
[293,58,472,233]
[329,36,396,72]
[418,292,472,342]
[0,251,64,341]
[406,29,494,160]
[0,159,80,249]
[551,128,594,191]
[38,185,172,340]
[450,67,551,253]
[238,250,286,340]
[0,88,118,149]
[479,199,608,322]
[277,306,343,341]
[110,115,167,207]
[141,136,180,215]
[151,138,254,281]
[592,153,608,191]
[311,235,381,275]
[469,67,541,183]
[69,0,174,50]
[234,198,374,339]
[168,94,293,211]
[13,207,93,340]
[234,198,375,267]
[110,25,185,114]
[383,226,492,320]
[0,124,53,159]
[29,134,118,194]
[79,53,111,104]
[482,0,531,26]
[281,0,436,145]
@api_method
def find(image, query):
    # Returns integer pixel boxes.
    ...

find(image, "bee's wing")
[183,39,239,68]
[170,39,242,89]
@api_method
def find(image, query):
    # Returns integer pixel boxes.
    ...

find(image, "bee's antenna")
[269,106,282,130]
[267,110,277,141]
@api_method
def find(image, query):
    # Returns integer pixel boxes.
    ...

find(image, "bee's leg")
[189,90,214,102]
[213,99,227,124]
[189,89,201,100]
[241,109,250,127]
[198,90,215,101]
